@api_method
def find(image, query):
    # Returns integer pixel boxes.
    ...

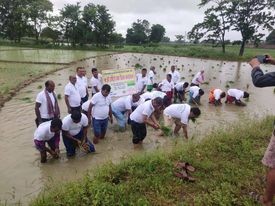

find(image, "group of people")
[33,64,251,164]
[32,55,275,204]
[137,65,250,107]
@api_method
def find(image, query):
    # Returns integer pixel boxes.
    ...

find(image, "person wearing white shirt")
[163,104,201,139]
[188,86,204,105]
[208,88,226,106]
[90,68,103,96]
[140,91,170,110]
[88,84,113,144]
[191,70,205,86]
[62,110,95,157]
[225,88,249,106]
[64,75,81,113]
[158,74,174,105]
[169,65,181,84]
[35,80,60,127]
[174,82,189,103]
[129,97,163,145]
[81,99,92,116]
[147,66,156,92]
[34,118,62,163]
[141,91,166,100]
[111,93,142,131]
[76,67,89,103]
[136,68,147,93]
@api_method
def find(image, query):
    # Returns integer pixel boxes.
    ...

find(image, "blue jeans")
[188,92,200,104]
[112,105,126,128]
[92,118,108,137]
[62,129,95,156]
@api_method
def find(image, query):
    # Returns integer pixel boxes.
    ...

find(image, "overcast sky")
[51,0,245,41]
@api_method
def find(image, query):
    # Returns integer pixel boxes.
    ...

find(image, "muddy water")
[1,53,275,205]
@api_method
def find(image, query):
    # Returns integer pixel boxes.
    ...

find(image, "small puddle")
[0,53,275,205]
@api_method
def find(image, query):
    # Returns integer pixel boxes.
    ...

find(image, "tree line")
[0,0,274,54]
[188,0,275,56]
[0,0,167,47]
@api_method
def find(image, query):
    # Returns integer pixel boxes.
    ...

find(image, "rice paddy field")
[0,47,113,105]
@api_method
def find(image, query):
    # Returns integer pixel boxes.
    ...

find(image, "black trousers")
[130,120,147,144]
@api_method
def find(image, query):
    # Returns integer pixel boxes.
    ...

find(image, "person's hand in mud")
[46,147,58,159]
[153,123,160,130]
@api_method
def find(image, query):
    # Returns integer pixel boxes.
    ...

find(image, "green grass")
[111,44,275,62]
[1,43,275,62]
[30,116,274,206]
[0,63,62,96]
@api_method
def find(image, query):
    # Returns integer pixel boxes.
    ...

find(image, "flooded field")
[0,48,112,63]
[0,52,275,205]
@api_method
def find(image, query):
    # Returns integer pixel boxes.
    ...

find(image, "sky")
[50,0,246,41]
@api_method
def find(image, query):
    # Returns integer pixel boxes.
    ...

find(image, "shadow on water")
[0,52,275,205]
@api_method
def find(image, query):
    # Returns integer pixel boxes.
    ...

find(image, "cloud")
[50,0,248,41]
[51,0,202,14]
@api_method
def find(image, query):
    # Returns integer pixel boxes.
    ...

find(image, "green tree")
[110,32,125,44]
[188,23,204,43]
[28,0,53,43]
[175,34,184,42]
[60,2,82,46]
[228,0,275,56]
[149,24,165,43]
[266,30,275,44]
[161,36,170,42]
[189,0,230,53]
[83,3,115,47]
[126,19,150,44]
[0,0,30,42]
[40,27,61,44]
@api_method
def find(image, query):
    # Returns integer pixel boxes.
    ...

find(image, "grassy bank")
[112,44,275,62]
[31,116,274,205]
[1,42,275,62]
